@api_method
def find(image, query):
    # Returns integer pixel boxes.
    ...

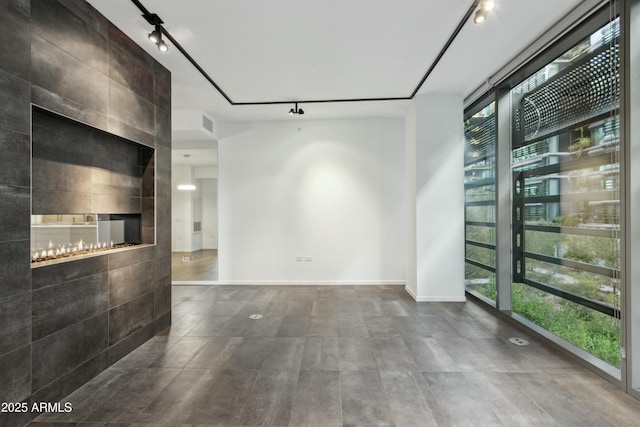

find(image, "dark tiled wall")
[0,1,171,425]
[31,107,154,218]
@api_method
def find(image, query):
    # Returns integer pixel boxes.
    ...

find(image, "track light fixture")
[145,14,169,52]
[148,25,161,43]
[474,0,495,24]
[288,102,304,115]
[157,39,168,52]
[149,25,169,52]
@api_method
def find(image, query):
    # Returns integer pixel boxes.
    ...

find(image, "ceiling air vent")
[202,115,214,133]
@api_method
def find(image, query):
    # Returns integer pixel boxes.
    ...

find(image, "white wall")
[171,165,194,252]
[218,118,405,283]
[406,94,465,301]
[404,102,418,298]
[171,165,210,253]
[201,178,218,249]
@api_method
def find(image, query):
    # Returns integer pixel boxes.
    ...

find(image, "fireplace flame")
[31,240,134,263]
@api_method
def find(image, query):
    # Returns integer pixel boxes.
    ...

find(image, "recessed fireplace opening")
[31,213,142,263]
[31,106,155,266]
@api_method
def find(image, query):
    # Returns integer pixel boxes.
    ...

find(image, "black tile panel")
[32,351,108,405]
[142,227,155,245]
[32,312,108,391]
[32,255,108,290]
[154,311,171,335]
[108,41,155,102]
[142,198,154,228]
[31,0,108,75]
[91,194,141,214]
[32,158,92,193]
[108,292,154,345]
[108,260,154,308]
[32,189,92,214]
[56,0,110,38]
[153,59,171,85]
[91,168,141,198]
[154,280,171,318]
[154,255,171,285]
[31,110,96,166]
[108,117,155,148]
[93,136,140,167]
[154,71,171,113]
[0,185,29,241]
[108,82,155,136]
[0,10,30,81]
[0,291,31,355]
[0,240,30,299]
[32,272,108,340]
[107,23,155,71]
[156,196,170,229]
[107,245,155,270]
[0,345,31,403]
[31,85,109,132]
[0,0,30,22]
[0,70,30,134]
[141,162,155,199]
[106,321,155,366]
[0,128,29,187]
[154,225,171,258]
[31,34,109,114]
[154,107,171,148]
[155,146,171,200]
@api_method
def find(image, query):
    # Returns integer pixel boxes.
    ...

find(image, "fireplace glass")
[31,214,141,263]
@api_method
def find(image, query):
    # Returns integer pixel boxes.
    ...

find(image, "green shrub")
[512,283,620,368]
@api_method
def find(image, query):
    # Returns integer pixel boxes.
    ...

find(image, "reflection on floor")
[32,285,640,426]
[171,249,218,282]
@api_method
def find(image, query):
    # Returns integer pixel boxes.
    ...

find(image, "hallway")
[31,285,640,426]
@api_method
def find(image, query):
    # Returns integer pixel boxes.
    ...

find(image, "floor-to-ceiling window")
[464,2,629,386]
[464,101,497,304]
[509,17,621,369]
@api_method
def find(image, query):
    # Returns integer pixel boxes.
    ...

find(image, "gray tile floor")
[32,285,640,426]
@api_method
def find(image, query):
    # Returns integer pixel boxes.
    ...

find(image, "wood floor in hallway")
[171,250,218,282]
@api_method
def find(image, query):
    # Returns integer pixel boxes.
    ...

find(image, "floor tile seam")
[378,369,437,424]
[64,366,150,425]
[500,371,566,423]
[149,337,212,369]
[546,372,626,425]
[236,368,301,426]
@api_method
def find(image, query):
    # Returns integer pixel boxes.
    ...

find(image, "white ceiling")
[86,0,584,123]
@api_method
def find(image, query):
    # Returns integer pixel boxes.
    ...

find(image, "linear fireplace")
[31,214,142,263]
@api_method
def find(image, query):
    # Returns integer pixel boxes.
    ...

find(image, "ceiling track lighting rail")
[129,0,485,109]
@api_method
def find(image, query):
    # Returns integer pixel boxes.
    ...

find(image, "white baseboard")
[404,285,418,300]
[404,285,466,302]
[172,280,406,286]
